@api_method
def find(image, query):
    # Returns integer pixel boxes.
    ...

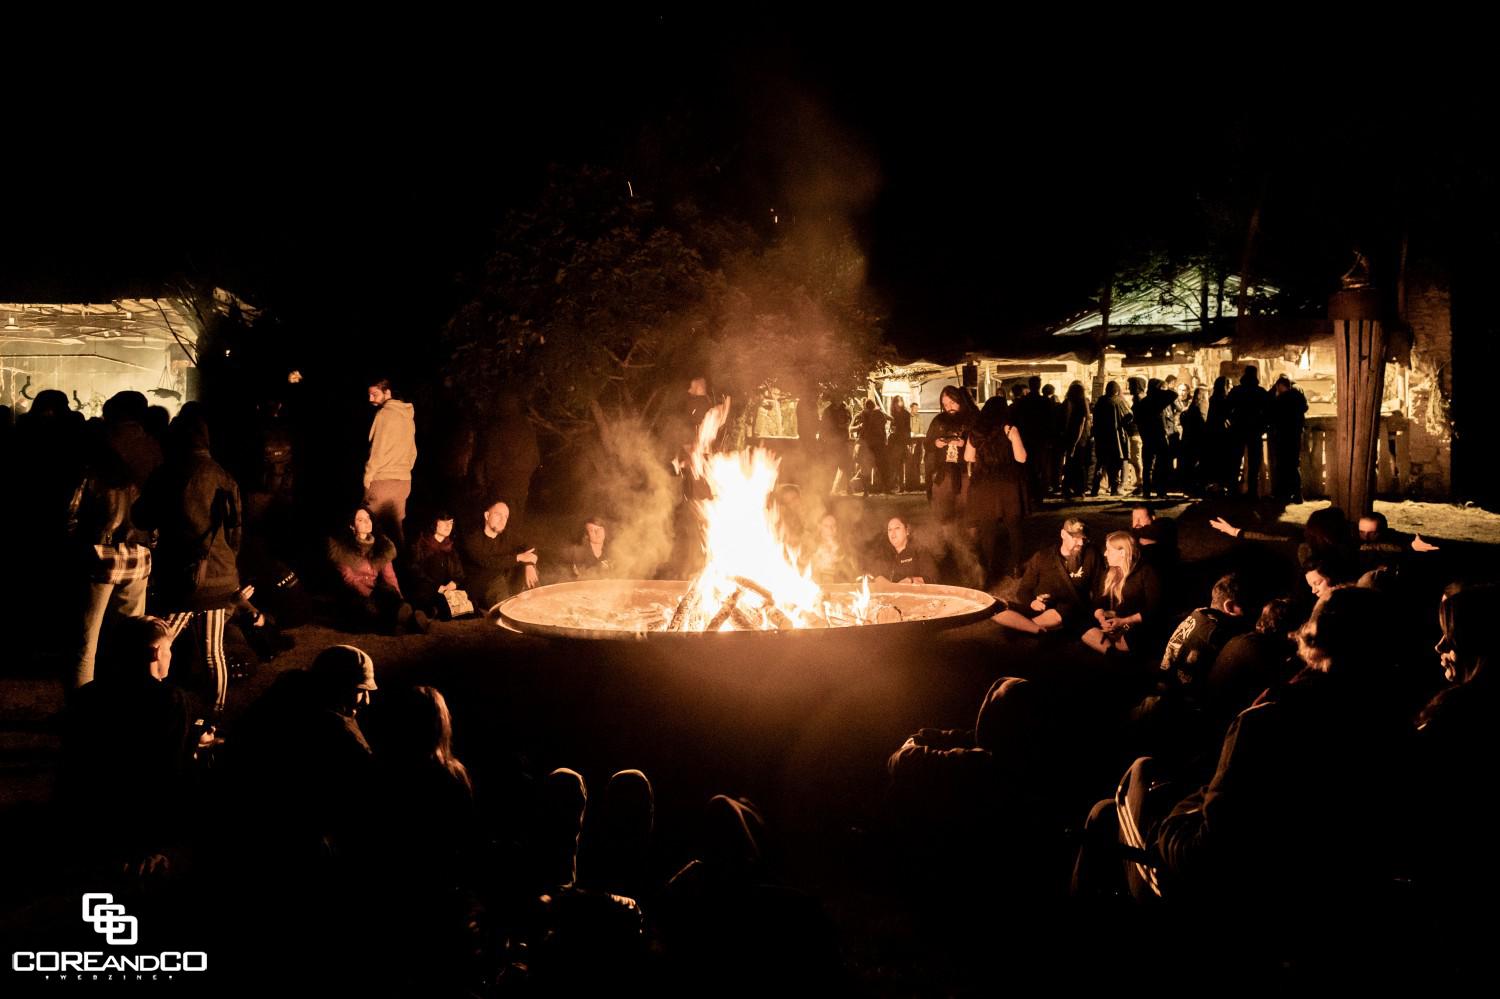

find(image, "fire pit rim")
[497,578,998,642]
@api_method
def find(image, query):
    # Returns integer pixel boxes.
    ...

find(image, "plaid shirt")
[89,544,152,585]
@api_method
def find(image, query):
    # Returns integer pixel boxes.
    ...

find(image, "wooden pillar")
[1328,286,1386,517]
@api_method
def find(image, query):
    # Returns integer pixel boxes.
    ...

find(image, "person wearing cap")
[310,642,379,714]
[993,519,1100,635]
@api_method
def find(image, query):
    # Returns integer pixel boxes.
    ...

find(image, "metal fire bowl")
[497,579,997,641]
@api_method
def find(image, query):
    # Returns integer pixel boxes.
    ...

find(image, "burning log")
[667,589,702,632]
[704,590,743,632]
[729,606,760,631]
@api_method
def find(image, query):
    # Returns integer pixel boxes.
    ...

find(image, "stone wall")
[1401,276,1454,499]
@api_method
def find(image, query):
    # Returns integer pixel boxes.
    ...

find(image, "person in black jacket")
[1081,531,1163,656]
[407,512,468,619]
[1226,365,1270,496]
[994,518,1100,635]
[1089,382,1134,497]
[459,500,539,610]
[925,386,979,524]
[1268,374,1309,503]
[871,516,940,585]
[134,411,242,717]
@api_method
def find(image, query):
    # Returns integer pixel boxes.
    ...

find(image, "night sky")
[6,18,1495,362]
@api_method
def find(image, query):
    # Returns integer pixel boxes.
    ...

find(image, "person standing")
[1205,376,1233,494]
[1226,366,1269,497]
[1179,386,1210,496]
[822,397,854,496]
[1268,375,1309,503]
[364,377,417,545]
[1134,378,1173,499]
[926,386,979,526]
[135,412,242,718]
[888,397,913,493]
[1089,382,1134,497]
[1058,381,1092,499]
[963,397,1028,587]
[851,400,889,494]
[1125,377,1147,493]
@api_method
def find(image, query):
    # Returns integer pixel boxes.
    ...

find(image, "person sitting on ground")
[1357,510,1440,571]
[656,794,841,993]
[1205,597,1301,724]
[408,511,470,619]
[1302,556,1355,605]
[994,518,1100,635]
[871,515,940,585]
[366,685,483,986]
[567,515,617,580]
[459,499,539,610]
[1415,583,1500,916]
[215,643,381,964]
[1082,531,1163,656]
[1156,573,1251,699]
[61,615,195,872]
[808,512,860,586]
[328,506,428,634]
[1127,575,1251,766]
[1152,587,1416,911]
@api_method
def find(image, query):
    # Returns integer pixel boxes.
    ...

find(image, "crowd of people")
[2,367,1492,986]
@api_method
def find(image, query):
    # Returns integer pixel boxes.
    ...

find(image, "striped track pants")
[161,608,229,715]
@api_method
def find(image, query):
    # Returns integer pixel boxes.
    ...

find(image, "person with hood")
[328,506,427,633]
[1089,381,1135,496]
[365,377,417,545]
[135,411,242,717]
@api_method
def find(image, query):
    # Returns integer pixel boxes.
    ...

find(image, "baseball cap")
[310,644,378,691]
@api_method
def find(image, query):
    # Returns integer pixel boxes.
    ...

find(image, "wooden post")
[1328,285,1386,518]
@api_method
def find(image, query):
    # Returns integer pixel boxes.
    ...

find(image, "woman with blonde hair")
[1082,530,1163,655]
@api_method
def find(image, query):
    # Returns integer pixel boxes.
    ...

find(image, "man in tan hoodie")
[365,377,417,544]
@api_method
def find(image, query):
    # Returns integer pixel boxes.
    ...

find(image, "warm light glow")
[676,401,824,630]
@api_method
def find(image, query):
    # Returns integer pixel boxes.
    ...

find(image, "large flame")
[672,400,824,631]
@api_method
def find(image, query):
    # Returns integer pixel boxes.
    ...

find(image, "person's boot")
[411,609,431,634]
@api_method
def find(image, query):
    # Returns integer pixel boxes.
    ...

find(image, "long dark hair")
[939,385,979,420]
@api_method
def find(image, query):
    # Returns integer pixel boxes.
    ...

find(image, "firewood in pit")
[667,589,702,632]
[704,590,743,631]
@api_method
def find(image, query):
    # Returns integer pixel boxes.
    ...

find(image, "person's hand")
[439,581,455,593]
[1210,517,1242,538]
[516,548,539,565]
[523,564,540,589]
[240,584,255,600]
[1030,595,1049,613]
[1412,534,1440,552]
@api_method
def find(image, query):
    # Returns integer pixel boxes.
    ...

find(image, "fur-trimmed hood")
[328,530,397,570]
